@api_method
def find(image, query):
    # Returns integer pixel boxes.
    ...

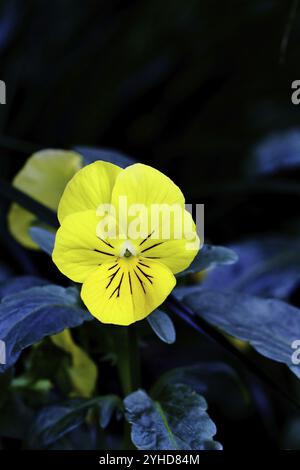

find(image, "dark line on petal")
[141,242,164,253]
[98,237,114,249]
[128,271,133,295]
[94,249,114,256]
[139,230,155,246]
[106,267,120,289]
[136,265,153,284]
[108,263,118,270]
[138,261,150,268]
[134,269,146,294]
[109,272,124,299]
[144,256,161,259]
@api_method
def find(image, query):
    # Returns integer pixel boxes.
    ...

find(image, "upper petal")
[81,257,176,326]
[58,161,122,223]
[111,163,185,216]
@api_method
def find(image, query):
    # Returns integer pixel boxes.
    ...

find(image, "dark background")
[0,0,300,450]
[0,0,299,246]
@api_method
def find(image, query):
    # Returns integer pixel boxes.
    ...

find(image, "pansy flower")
[53,162,199,325]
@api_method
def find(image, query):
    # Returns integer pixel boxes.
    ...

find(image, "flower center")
[119,240,137,258]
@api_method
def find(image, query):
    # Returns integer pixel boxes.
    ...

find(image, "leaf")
[29,227,55,256]
[151,362,249,418]
[51,329,98,398]
[183,289,300,379]
[98,395,121,428]
[75,146,136,168]
[250,129,300,175]
[0,285,92,372]
[178,244,238,278]
[124,385,222,450]
[147,310,176,344]
[201,237,300,300]
[30,395,120,448]
[0,275,48,299]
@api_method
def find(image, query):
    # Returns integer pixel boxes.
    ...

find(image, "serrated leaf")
[124,384,222,450]
[75,146,136,168]
[0,285,92,372]
[29,227,55,256]
[151,362,249,417]
[147,310,176,344]
[183,289,300,379]
[178,244,238,278]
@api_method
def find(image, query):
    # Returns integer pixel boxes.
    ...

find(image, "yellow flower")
[8,149,82,249]
[53,161,199,326]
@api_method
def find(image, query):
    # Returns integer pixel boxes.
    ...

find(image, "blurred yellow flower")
[8,149,82,249]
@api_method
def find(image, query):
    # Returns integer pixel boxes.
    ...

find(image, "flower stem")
[115,325,140,397]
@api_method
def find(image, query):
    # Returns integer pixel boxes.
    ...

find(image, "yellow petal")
[111,164,185,232]
[81,257,176,326]
[8,149,82,249]
[58,161,122,223]
[51,329,97,398]
[52,210,118,283]
[138,210,200,274]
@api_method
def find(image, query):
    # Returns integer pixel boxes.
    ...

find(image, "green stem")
[115,325,140,397]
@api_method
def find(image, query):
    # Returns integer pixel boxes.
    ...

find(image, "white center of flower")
[119,240,137,258]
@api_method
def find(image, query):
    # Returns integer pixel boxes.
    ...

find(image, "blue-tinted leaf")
[98,395,121,428]
[75,146,136,168]
[251,129,300,175]
[183,289,300,378]
[178,244,238,278]
[0,262,12,283]
[0,275,48,299]
[29,227,55,256]
[0,285,92,372]
[147,310,176,344]
[30,395,120,448]
[124,385,222,450]
[151,362,248,418]
[202,237,300,299]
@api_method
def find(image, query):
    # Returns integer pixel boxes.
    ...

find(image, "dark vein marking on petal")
[138,261,150,268]
[134,269,146,294]
[94,249,114,256]
[144,256,161,259]
[106,267,120,289]
[136,265,153,284]
[141,242,165,253]
[139,230,155,246]
[108,263,118,270]
[98,237,114,249]
[128,272,133,295]
[109,272,124,299]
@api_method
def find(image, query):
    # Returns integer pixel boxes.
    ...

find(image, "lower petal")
[81,258,176,326]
